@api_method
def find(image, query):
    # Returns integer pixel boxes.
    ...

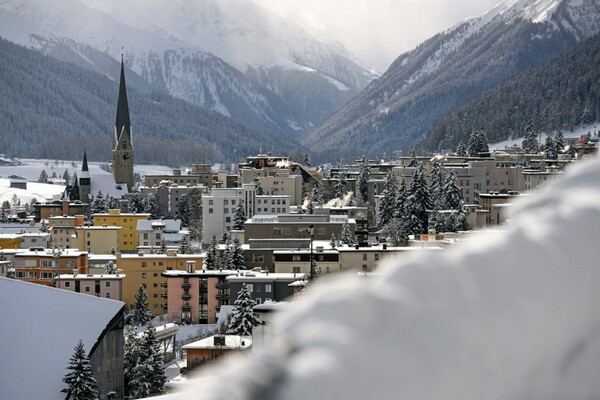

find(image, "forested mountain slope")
[420,32,600,151]
[0,37,300,166]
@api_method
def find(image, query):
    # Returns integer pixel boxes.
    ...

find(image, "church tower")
[112,56,134,191]
[79,147,91,202]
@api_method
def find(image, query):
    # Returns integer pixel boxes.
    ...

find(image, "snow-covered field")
[490,124,598,150]
[0,158,172,204]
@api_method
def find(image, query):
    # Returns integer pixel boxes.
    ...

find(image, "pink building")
[163,262,237,324]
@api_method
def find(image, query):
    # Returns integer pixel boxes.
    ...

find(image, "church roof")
[115,57,131,141]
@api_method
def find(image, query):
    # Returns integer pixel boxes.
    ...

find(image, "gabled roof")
[0,277,124,400]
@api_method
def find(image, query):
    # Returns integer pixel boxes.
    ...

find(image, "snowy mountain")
[0,0,374,135]
[302,0,600,160]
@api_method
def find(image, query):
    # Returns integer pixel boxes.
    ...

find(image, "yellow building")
[93,210,150,253]
[0,234,21,249]
[72,226,121,254]
[116,250,205,315]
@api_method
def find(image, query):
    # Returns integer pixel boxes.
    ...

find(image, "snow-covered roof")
[182,335,251,350]
[137,219,181,231]
[227,272,305,282]
[56,274,125,280]
[0,277,124,400]
[166,155,600,399]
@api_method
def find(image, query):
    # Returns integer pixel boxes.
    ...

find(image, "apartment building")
[92,209,150,253]
[139,183,205,217]
[32,200,87,222]
[48,215,84,248]
[227,271,303,304]
[12,248,88,286]
[56,273,125,300]
[72,225,121,254]
[137,219,190,251]
[117,250,205,315]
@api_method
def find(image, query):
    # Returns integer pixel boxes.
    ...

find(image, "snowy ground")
[0,158,172,204]
[489,124,599,150]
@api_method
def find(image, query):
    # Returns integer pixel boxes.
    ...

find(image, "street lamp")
[309,224,315,281]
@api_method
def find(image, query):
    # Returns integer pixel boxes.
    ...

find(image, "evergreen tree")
[407,148,419,167]
[306,201,314,215]
[476,131,489,155]
[311,182,323,207]
[433,212,447,233]
[522,124,539,154]
[358,156,371,204]
[429,160,447,210]
[378,171,397,228]
[62,169,71,184]
[545,134,558,160]
[227,284,261,336]
[143,193,160,219]
[228,236,245,270]
[456,142,467,157]
[132,285,152,326]
[456,210,470,231]
[61,340,99,400]
[334,171,347,200]
[555,131,565,153]
[204,235,218,270]
[89,191,108,214]
[340,222,354,245]
[467,130,488,157]
[403,194,426,235]
[104,260,117,274]
[442,170,463,210]
[38,169,48,183]
[138,323,166,397]
[382,219,408,247]
[329,233,337,249]
[107,196,120,210]
[178,240,191,255]
[123,325,141,399]
[176,194,190,227]
[129,192,144,213]
[158,239,167,254]
[67,173,80,201]
[408,162,431,232]
[446,212,459,233]
[255,183,265,195]
[232,202,246,231]
[393,177,408,220]
[52,171,58,179]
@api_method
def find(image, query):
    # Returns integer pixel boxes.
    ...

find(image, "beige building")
[524,168,564,191]
[116,250,205,314]
[48,215,85,249]
[478,192,526,225]
[56,273,125,300]
[93,210,150,253]
[72,226,121,254]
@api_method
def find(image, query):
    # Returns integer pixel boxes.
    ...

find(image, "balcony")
[215,282,229,289]
[181,304,191,312]
[216,292,230,300]
[162,303,168,309]
[181,282,191,289]
[160,282,167,288]
[161,293,168,299]
[181,293,192,301]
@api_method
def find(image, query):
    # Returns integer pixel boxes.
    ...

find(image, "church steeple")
[115,55,131,143]
[79,146,91,202]
[82,147,89,173]
[112,54,134,192]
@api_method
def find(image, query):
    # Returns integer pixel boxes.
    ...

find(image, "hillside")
[420,32,600,151]
[0,37,301,166]
[302,0,600,160]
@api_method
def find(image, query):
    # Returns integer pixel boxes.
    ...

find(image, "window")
[265,284,272,292]
[64,281,71,287]
[153,273,158,277]
[293,266,301,274]
[153,283,158,288]
[105,281,111,287]
[84,286,91,293]
[105,293,111,298]
[362,254,368,261]
[246,284,253,292]
[362,265,368,272]
[293,255,301,261]
[156,233,161,240]
[374,254,380,261]
[16,271,36,278]
[224,208,229,214]
[142,261,147,268]
[226,217,231,223]
[144,233,148,239]
[224,200,229,205]
[232,200,236,205]
[255,298,262,304]
[273,227,282,236]
[209,208,214,214]
[142,273,147,278]
[40,272,54,279]
[283,227,291,236]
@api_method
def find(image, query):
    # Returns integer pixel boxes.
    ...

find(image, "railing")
[215,282,229,289]
[181,282,191,289]
[181,293,192,300]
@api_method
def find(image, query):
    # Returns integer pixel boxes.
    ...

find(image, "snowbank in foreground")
[173,155,600,400]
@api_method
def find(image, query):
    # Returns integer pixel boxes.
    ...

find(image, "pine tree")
[255,183,265,195]
[555,131,565,153]
[334,172,347,200]
[232,202,247,230]
[407,148,419,167]
[62,169,71,184]
[204,235,218,270]
[545,134,558,160]
[403,194,426,235]
[38,169,48,183]
[311,182,323,207]
[227,284,261,336]
[340,222,354,245]
[61,340,99,400]
[378,171,397,228]
[476,131,489,155]
[178,240,191,255]
[433,212,447,233]
[123,324,142,399]
[442,170,463,210]
[358,156,371,204]
[132,285,152,326]
[228,236,245,270]
[429,160,447,210]
[456,142,467,157]
[139,323,166,397]
[330,233,337,250]
[128,192,143,213]
[522,124,539,154]
[467,131,479,157]
[157,239,167,254]
[143,193,160,219]
[89,191,108,214]
[382,219,408,247]
[408,162,431,232]
[456,210,470,231]
[176,194,190,227]
[393,177,408,220]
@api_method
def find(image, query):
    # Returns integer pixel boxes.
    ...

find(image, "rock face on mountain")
[302,0,600,160]
[0,0,375,136]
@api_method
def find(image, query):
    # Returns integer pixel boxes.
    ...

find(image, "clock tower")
[112,56,134,191]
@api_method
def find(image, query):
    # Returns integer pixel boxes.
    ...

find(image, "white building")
[136,219,190,251]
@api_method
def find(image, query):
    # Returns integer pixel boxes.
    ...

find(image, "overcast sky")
[253,0,501,72]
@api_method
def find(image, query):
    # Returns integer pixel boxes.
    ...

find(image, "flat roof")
[182,335,251,350]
